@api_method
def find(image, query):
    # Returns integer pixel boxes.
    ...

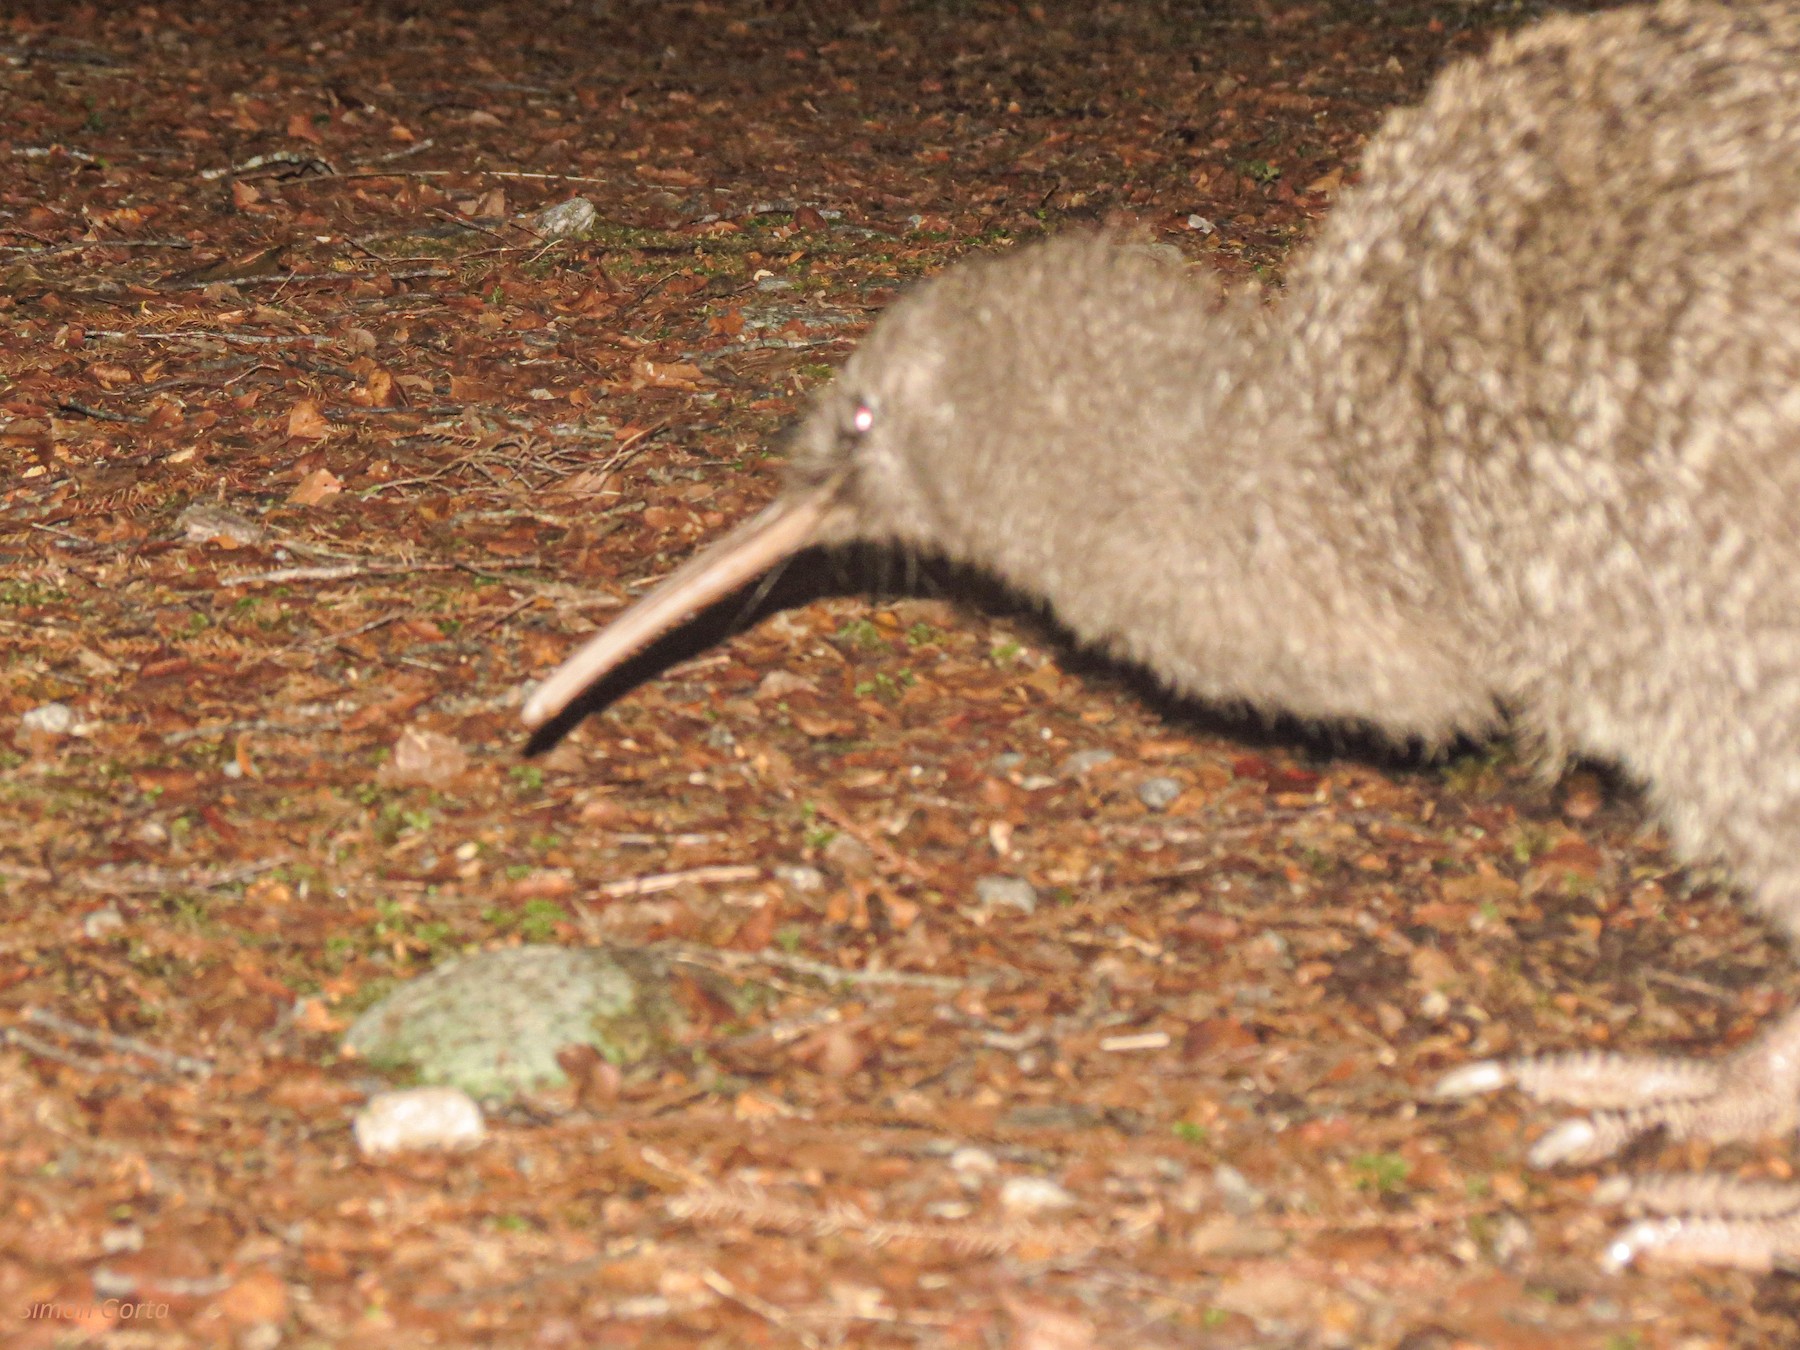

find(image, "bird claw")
[1437,1012,1800,1268]
[1527,1116,1606,1168]
[1437,1059,1628,1163]
[1601,1217,1690,1273]
[1593,1175,1800,1272]
[1439,1028,1800,1159]
[1433,1059,1515,1098]
[1434,1051,1721,1164]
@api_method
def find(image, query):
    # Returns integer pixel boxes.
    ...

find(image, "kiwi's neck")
[957,302,1493,746]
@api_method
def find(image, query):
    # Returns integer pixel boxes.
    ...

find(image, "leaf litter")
[0,0,1785,1346]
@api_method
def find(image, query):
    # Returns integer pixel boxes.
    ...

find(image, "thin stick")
[296,611,403,653]
[86,329,338,346]
[222,562,459,586]
[673,944,978,993]
[462,592,539,640]
[57,400,143,424]
[699,1270,824,1350]
[22,1007,214,1078]
[325,168,611,185]
[167,266,450,292]
[594,864,761,899]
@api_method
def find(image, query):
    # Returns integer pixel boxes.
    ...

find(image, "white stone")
[998,1176,1076,1214]
[353,1087,485,1157]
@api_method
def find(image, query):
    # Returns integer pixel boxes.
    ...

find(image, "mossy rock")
[344,944,685,1100]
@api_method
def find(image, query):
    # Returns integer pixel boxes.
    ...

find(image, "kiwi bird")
[525,0,1800,1270]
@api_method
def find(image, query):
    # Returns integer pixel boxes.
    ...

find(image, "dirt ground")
[4,0,1798,1345]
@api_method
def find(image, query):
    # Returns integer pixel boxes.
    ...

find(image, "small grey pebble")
[82,908,125,940]
[1136,775,1183,810]
[100,1223,144,1255]
[987,752,1025,773]
[999,1176,1076,1214]
[1058,748,1116,778]
[974,875,1037,915]
[704,723,736,750]
[533,196,598,238]
[1212,1163,1266,1216]
[950,1152,993,1180]
[175,503,265,547]
[755,275,795,292]
[773,863,826,894]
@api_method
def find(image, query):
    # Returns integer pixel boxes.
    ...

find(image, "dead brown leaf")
[379,727,469,787]
[629,357,707,390]
[286,399,332,441]
[287,466,343,504]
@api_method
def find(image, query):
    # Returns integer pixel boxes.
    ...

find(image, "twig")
[86,329,338,346]
[16,1007,215,1078]
[796,789,930,883]
[593,864,761,899]
[10,145,99,163]
[69,860,281,895]
[454,558,546,582]
[357,453,485,497]
[198,151,338,182]
[325,168,611,185]
[57,400,144,424]
[427,205,514,242]
[2,1027,110,1075]
[29,521,114,550]
[675,944,978,993]
[300,610,403,653]
[700,1270,823,1350]
[368,137,436,164]
[612,418,669,456]
[462,592,540,640]
[162,716,338,746]
[617,269,683,315]
[167,265,450,292]
[222,561,454,586]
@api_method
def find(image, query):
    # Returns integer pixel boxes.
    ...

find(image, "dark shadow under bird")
[524,0,1800,1272]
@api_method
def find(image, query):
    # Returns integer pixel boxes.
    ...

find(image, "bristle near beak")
[520,485,837,728]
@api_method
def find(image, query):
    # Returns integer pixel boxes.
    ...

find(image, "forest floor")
[3,0,1795,1345]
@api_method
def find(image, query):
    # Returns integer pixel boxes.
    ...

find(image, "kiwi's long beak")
[521,485,837,728]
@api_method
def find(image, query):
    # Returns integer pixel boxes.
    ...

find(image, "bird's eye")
[849,401,876,436]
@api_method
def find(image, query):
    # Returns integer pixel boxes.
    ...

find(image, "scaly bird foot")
[1592,1174,1800,1273]
[1437,1008,1800,1268]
